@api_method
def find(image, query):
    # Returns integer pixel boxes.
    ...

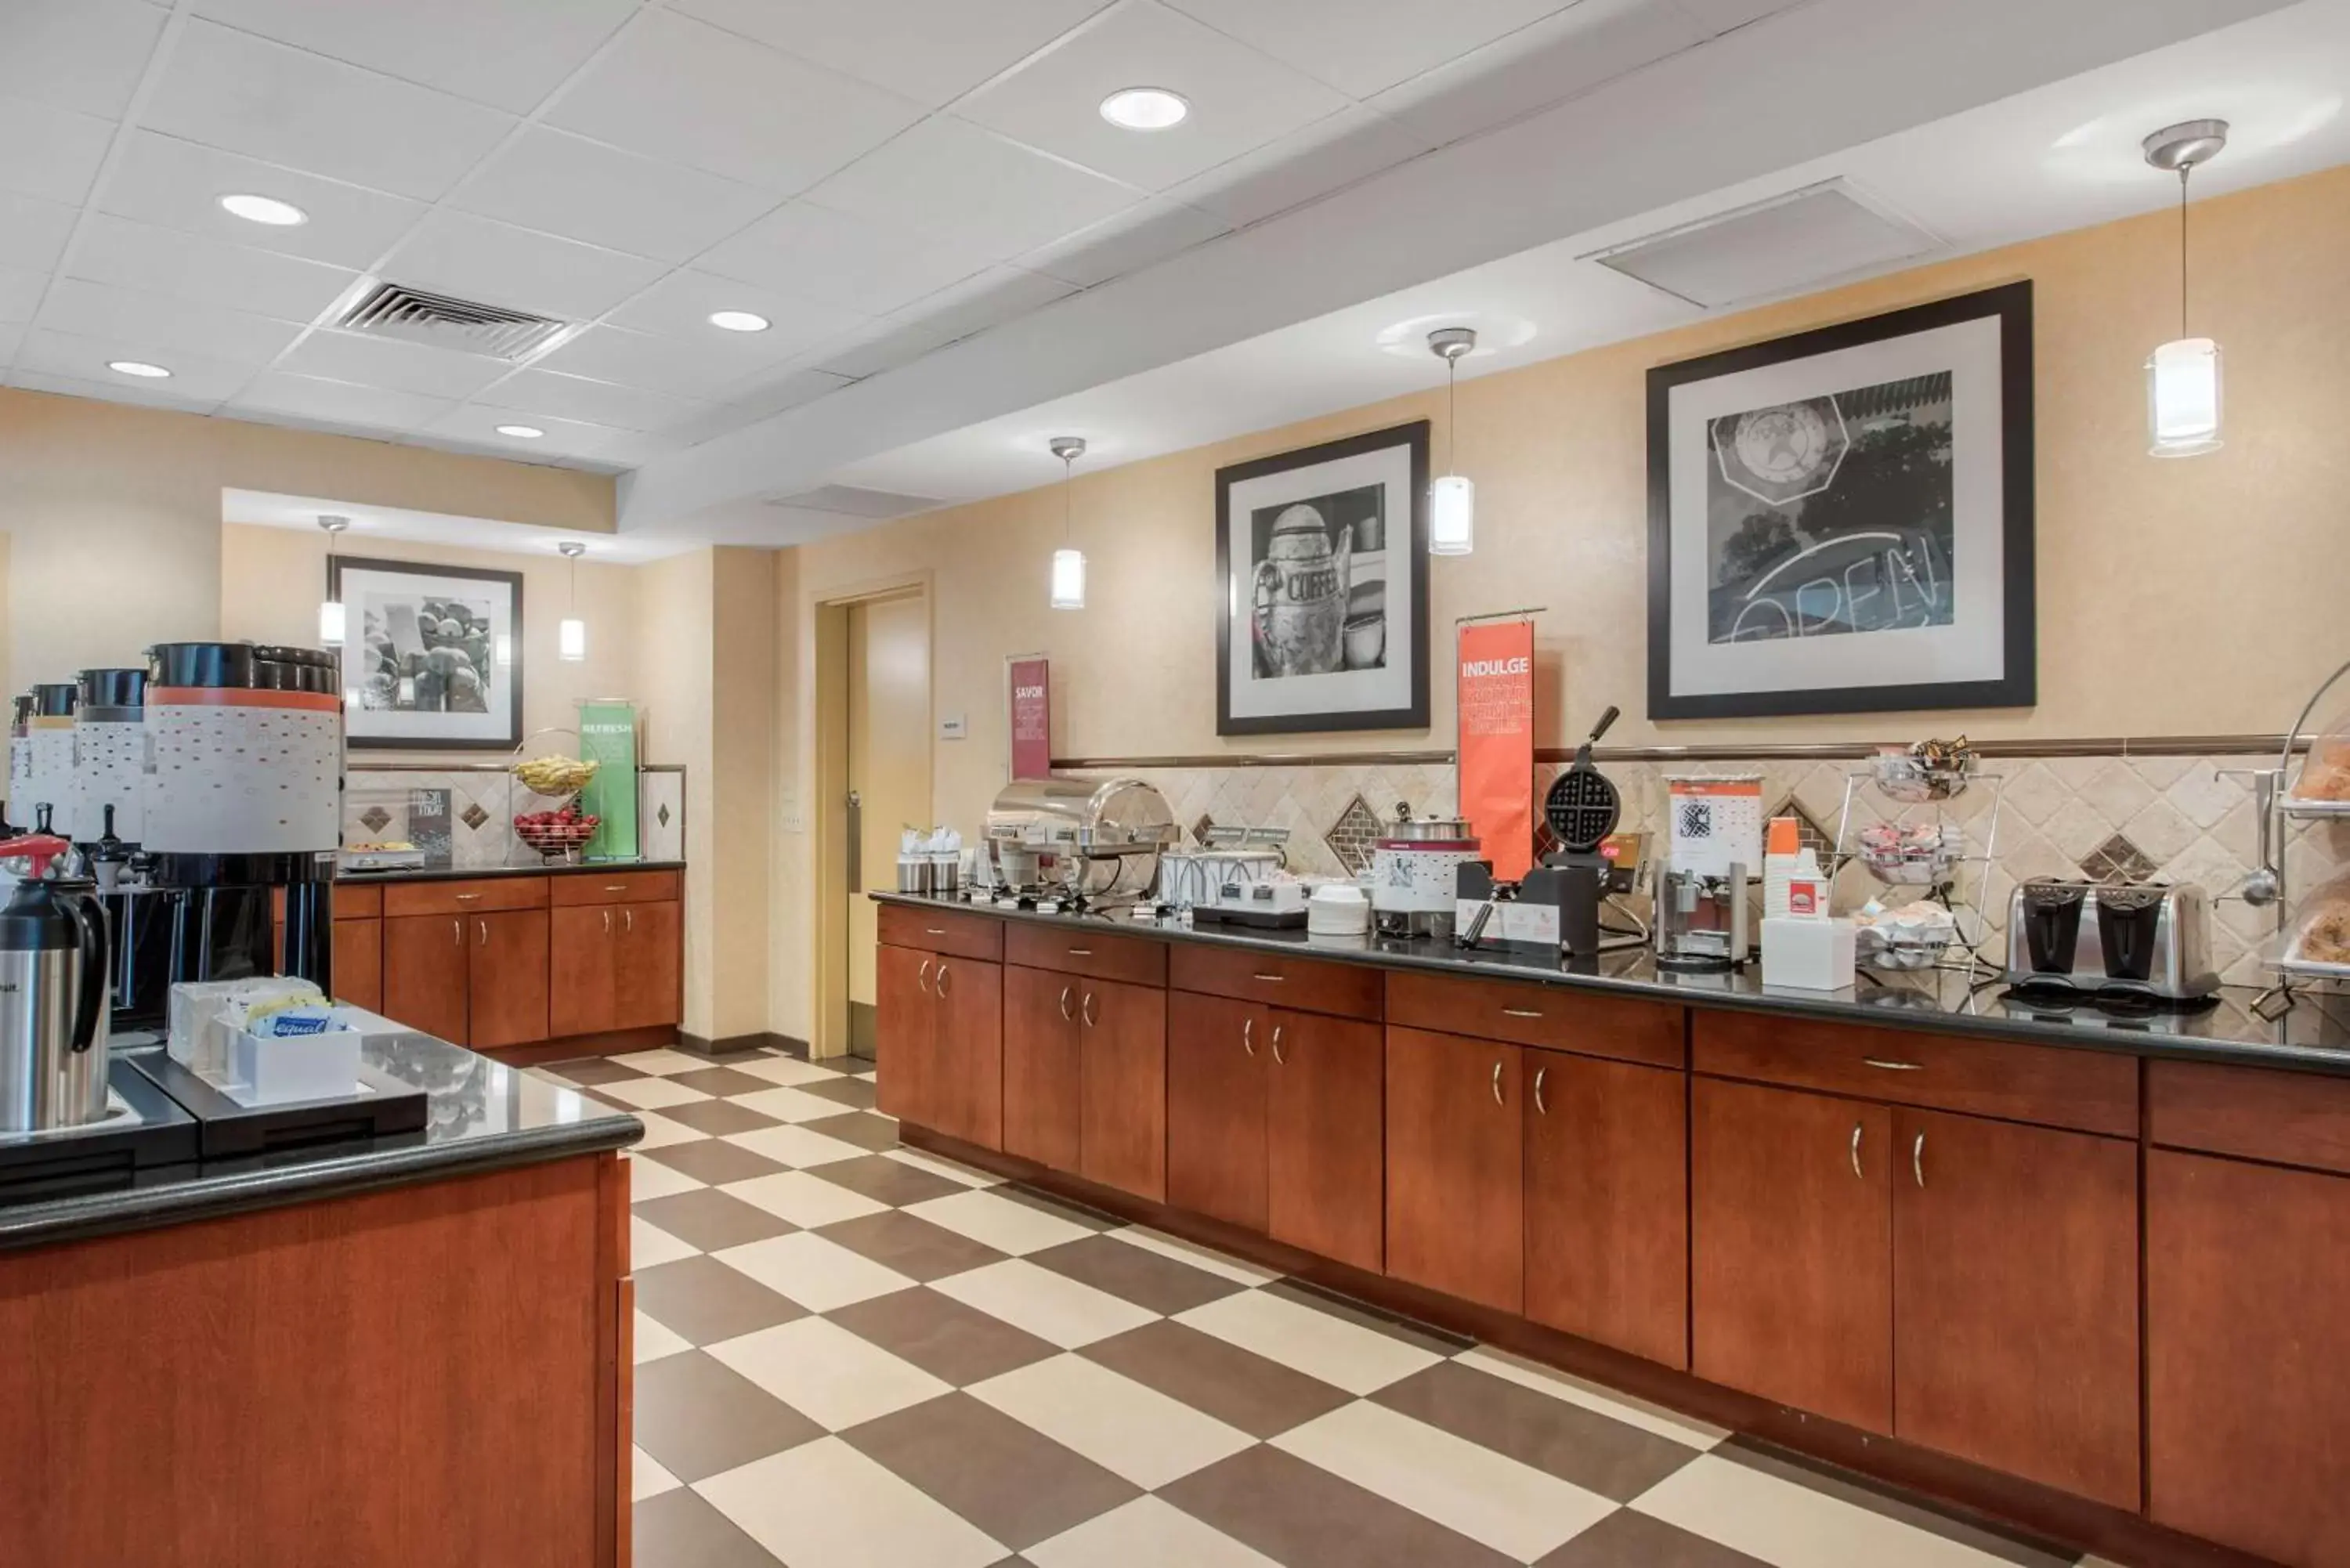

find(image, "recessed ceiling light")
[107,360,172,379]
[219,193,307,226]
[494,424,545,439]
[708,310,770,333]
[1101,87,1188,131]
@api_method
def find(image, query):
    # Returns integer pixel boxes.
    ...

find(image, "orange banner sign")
[1456,620,1535,882]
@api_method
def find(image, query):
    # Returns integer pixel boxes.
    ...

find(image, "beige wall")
[710,547,778,1042]
[632,549,718,1038]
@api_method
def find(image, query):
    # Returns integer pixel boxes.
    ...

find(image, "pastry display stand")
[2235,654,2350,1017]
[1828,764,2009,983]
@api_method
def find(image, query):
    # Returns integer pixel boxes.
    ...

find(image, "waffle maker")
[1542,706,1621,956]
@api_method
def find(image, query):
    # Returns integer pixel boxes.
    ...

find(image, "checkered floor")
[537,1045,2113,1568]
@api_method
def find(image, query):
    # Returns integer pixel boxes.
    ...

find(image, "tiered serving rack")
[1828,752,2008,977]
[2236,656,2350,1016]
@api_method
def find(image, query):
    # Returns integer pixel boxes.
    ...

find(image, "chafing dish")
[983,777,1177,909]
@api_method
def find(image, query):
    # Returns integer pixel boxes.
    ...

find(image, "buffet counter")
[332,857,687,884]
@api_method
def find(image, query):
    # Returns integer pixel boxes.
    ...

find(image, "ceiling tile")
[0,190,76,273]
[14,328,261,403]
[662,367,852,445]
[275,328,513,400]
[189,0,641,114]
[0,323,20,362]
[450,126,782,265]
[1368,0,1707,146]
[68,214,360,322]
[668,0,1108,108]
[0,0,167,118]
[98,132,431,269]
[9,367,226,414]
[473,367,707,432]
[696,201,996,318]
[1163,104,1436,227]
[0,95,115,206]
[544,9,925,193]
[379,211,667,321]
[0,266,44,325]
[1021,195,1230,286]
[1161,0,1574,98]
[229,370,460,430]
[957,0,1350,192]
[37,278,304,364]
[533,323,803,401]
[425,403,633,459]
[143,20,516,201]
[603,269,843,354]
[892,266,1074,345]
[1673,0,1804,34]
[804,116,1141,261]
[802,316,955,381]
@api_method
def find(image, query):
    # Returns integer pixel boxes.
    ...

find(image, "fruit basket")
[513,804,602,862]
[504,729,604,863]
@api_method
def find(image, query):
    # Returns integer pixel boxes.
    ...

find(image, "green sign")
[577,700,638,861]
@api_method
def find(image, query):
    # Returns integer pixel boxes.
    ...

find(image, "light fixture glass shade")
[318,598,346,647]
[2146,336,2222,457]
[559,617,588,662]
[1430,474,1475,555]
[1050,548,1087,609]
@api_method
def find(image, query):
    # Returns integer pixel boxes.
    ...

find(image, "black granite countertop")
[334,858,685,884]
[0,1032,641,1252]
[874,891,2350,1078]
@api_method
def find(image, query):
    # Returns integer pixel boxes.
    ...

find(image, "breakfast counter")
[333,857,687,885]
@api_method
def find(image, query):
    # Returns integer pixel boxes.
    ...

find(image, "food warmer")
[982,777,1177,909]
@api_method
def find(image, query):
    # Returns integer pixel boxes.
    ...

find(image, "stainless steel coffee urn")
[0,835,111,1133]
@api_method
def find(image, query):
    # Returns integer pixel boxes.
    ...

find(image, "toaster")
[2003,880,2218,1003]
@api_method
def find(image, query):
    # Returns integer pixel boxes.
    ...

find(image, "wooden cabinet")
[1524,1050,1687,1368]
[1166,991,1267,1231]
[1386,1028,1524,1313]
[875,943,1001,1151]
[1691,1076,1893,1433]
[1003,966,1083,1172]
[1265,1010,1383,1274]
[1077,977,1166,1201]
[382,914,472,1045]
[331,917,383,1013]
[612,899,681,1030]
[550,905,618,1040]
[876,944,938,1128]
[468,910,550,1050]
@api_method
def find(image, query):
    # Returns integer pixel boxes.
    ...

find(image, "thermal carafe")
[0,863,111,1133]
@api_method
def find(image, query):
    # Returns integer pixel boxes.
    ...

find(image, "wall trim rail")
[1054,734,2304,770]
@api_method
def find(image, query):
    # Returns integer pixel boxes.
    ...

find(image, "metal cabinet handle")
[1502,1007,1543,1020]
[1058,985,1073,1021]
[1067,947,1093,956]
[1081,991,1097,1027]
[917,958,932,994]
[1491,1060,1505,1106]
[1913,1130,1927,1189]
[1863,1058,1923,1072]
[1850,1122,1864,1180]
[602,909,613,935]
[925,927,946,936]
[1242,1016,1255,1057]
[936,963,952,999]
[1271,1024,1285,1065]
[624,909,634,934]
[1252,972,1284,983]
[476,919,488,947]
[1534,1065,1548,1115]
[454,893,481,902]
[604,884,627,893]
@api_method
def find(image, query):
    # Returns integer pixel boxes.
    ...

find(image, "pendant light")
[1427,327,1477,555]
[1048,436,1086,610]
[2142,118,2228,457]
[557,541,588,661]
[316,515,350,646]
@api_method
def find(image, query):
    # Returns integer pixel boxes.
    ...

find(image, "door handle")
[624,908,634,934]
[917,958,932,994]
[476,919,488,947]
[1491,1060,1504,1106]
[1058,985,1073,1021]
[1863,1058,1923,1072]
[1913,1130,1927,1189]
[602,909,612,936]
[451,919,461,946]
[1271,1023,1285,1065]
[454,892,481,903]
[935,962,952,999]
[1251,972,1284,983]
[1081,991,1097,1027]
[925,927,946,936]
[1242,1016,1255,1057]
[1066,947,1092,956]
[1851,1122,1864,1180]
[1533,1065,1548,1115]
[1502,1007,1543,1020]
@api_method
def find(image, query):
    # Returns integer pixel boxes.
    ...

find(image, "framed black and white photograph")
[1217,421,1430,735]
[331,556,523,750]
[1647,282,2035,720]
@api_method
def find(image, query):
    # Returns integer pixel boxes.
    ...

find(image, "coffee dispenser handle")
[66,892,107,1053]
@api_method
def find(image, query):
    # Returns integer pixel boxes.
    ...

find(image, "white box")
[228,1024,362,1107]
[1761,916,1857,992]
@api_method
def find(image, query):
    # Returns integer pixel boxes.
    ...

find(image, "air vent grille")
[336,282,569,361]
[768,484,942,520]
[1584,179,1940,309]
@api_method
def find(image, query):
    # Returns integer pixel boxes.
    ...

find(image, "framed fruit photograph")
[331,555,523,750]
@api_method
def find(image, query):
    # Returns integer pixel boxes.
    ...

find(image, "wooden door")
[331,918,383,1013]
[1524,1050,1688,1369]
[875,945,937,1128]
[1385,1028,1524,1313]
[1893,1109,2139,1507]
[933,956,1002,1151]
[1166,992,1267,1232]
[1267,1010,1383,1274]
[2149,1151,2350,1567]
[549,905,617,1039]
[468,910,550,1050]
[613,901,681,1030]
[1691,1077,1893,1433]
[1079,977,1166,1202]
[1003,966,1082,1171]
[381,914,470,1045]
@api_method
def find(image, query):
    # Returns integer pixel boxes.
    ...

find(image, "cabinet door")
[613,901,682,1030]
[331,917,383,1013]
[468,909,550,1050]
[1079,977,1166,1202]
[1385,1028,1524,1313]
[1893,1109,2139,1508]
[1166,992,1267,1232]
[1691,1077,1893,1433]
[1267,1010,1383,1274]
[549,905,617,1039]
[1524,1051,1688,1369]
[875,945,937,1128]
[1003,967,1082,1172]
[934,956,1003,1151]
[2150,1151,2350,1568]
[381,914,470,1045]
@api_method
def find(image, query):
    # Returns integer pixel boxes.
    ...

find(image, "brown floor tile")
[844,1392,1140,1549]
[826,1284,1060,1387]
[1027,1234,1247,1315]
[1372,1361,1701,1503]
[634,1486,783,1568]
[810,1152,969,1207]
[818,1209,1010,1282]
[1261,1278,1471,1353]
[670,1065,784,1098]
[637,1140,788,1187]
[545,1057,648,1086]
[804,1110,902,1151]
[633,1350,823,1483]
[634,1255,806,1344]
[1161,1445,1516,1568]
[1079,1321,1351,1439]
[660,1099,785,1136]
[1533,1508,1767,1567]
[1714,1441,2079,1568]
[998,1184,1118,1230]
[796,1074,880,1110]
[634,1189,797,1252]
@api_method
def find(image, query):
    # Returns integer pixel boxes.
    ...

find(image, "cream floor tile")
[631,1215,700,1269]
[598,1076,714,1111]
[851,1070,878,1082]
[884,1147,1002,1187]
[723,1169,888,1228]
[1272,1398,1614,1562]
[1107,1224,1281,1287]
[1633,1452,2032,1568]
[1455,1346,1728,1450]
[725,1123,870,1169]
[624,1154,709,1201]
[707,1315,952,1432]
[634,1310,691,1365]
[733,1085,859,1123]
[633,1445,681,1501]
[732,1056,844,1088]
[1025,1495,1279,1568]
[904,1188,1094,1256]
[697,1436,1006,1568]
[968,1353,1253,1490]
[1174,1288,1442,1396]
[714,1231,917,1313]
[612,1048,720,1076]
[626,1109,707,1151]
[929,1258,1158,1349]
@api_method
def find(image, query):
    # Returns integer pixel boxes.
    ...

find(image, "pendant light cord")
[1446,355,1459,474]
[2178,165,2191,338]
[1061,452,1076,544]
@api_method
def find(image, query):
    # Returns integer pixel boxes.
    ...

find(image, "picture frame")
[1216,420,1430,735]
[331,555,524,750]
[1646,281,2036,721]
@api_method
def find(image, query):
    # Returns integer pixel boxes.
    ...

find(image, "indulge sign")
[1456,621,1535,881]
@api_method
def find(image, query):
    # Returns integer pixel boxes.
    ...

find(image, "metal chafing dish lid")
[984,776,1177,852]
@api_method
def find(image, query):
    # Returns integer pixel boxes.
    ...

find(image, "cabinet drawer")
[550,869,681,906]
[1005,921,1166,987]
[1169,943,1381,1020]
[331,885,382,920]
[383,876,550,918]
[1387,970,1683,1068]
[2150,1060,2350,1176]
[1693,1010,2136,1137]
[878,902,1003,961]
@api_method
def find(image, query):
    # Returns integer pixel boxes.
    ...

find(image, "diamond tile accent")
[2080,832,2157,886]
[357,804,393,833]
[658,802,673,828]
[460,802,490,831]
[1322,793,1384,878]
